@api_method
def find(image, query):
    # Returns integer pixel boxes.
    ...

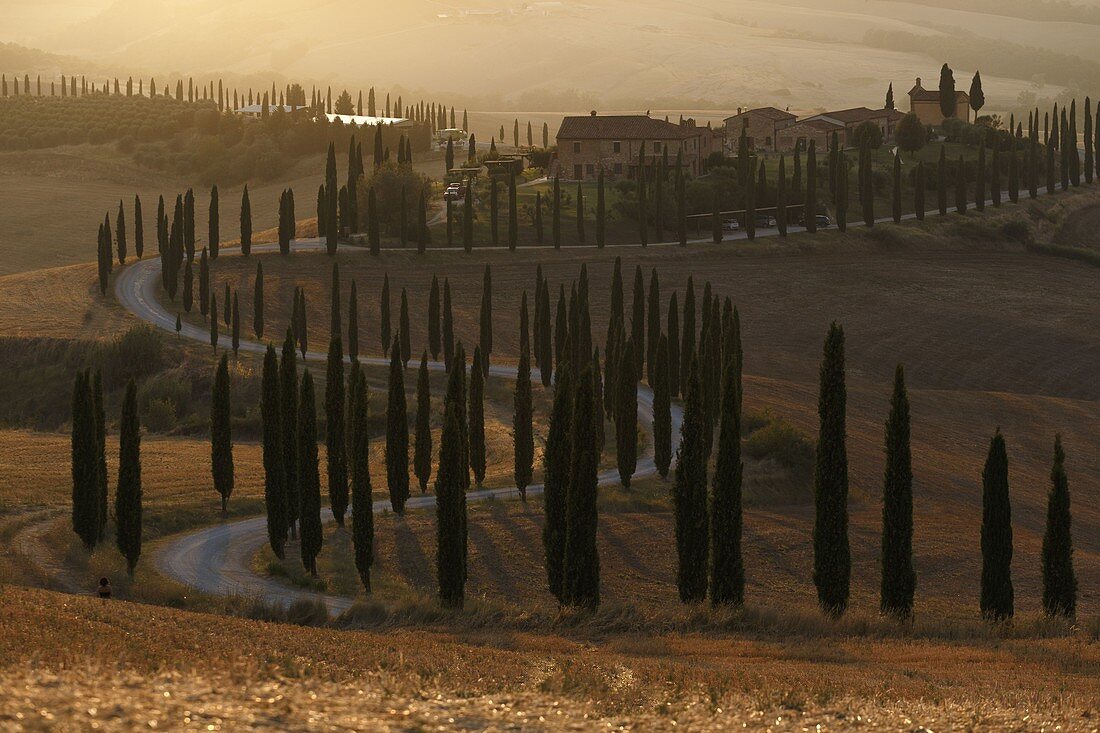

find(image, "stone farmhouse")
[908,77,971,126]
[722,107,796,151]
[802,107,904,147]
[554,113,721,181]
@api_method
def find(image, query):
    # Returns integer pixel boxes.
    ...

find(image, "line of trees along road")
[75,259,1079,622]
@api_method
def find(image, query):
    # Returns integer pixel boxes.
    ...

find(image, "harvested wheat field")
[0,585,1096,731]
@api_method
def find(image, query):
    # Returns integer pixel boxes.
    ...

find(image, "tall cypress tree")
[280,330,300,538]
[442,278,455,370]
[667,292,681,398]
[240,186,251,257]
[380,274,391,356]
[514,293,534,500]
[1041,435,1076,618]
[209,293,218,351]
[543,358,572,603]
[596,169,606,248]
[980,429,1013,621]
[326,335,348,525]
[385,338,410,514]
[428,275,441,360]
[479,265,493,375]
[881,365,915,618]
[562,364,600,608]
[805,140,818,233]
[710,359,743,606]
[71,371,98,549]
[414,353,433,494]
[208,185,219,258]
[211,353,234,513]
[955,155,967,214]
[350,367,374,592]
[326,143,339,254]
[92,370,107,542]
[674,360,709,603]
[552,175,561,249]
[231,291,240,355]
[462,184,474,253]
[436,375,468,609]
[368,188,380,255]
[892,151,902,224]
[347,280,359,361]
[468,344,487,486]
[653,334,672,478]
[813,322,850,616]
[134,195,144,259]
[298,371,323,576]
[115,379,142,575]
[631,266,645,378]
[646,269,661,384]
[681,278,695,401]
[116,199,128,264]
[260,345,288,559]
[400,288,411,367]
[538,281,553,387]
[616,338,638,489]
[508,171,518,251]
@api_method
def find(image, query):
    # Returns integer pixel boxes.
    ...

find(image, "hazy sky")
[3,0,1082,112]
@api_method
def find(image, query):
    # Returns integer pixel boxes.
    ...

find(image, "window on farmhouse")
[573,141,580,153]
[613,141,621,153]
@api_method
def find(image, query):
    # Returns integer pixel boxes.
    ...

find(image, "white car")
[722,218,740,232]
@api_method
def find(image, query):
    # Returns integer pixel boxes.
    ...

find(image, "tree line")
[77,259,1078,621]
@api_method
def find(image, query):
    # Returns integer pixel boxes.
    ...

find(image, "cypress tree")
[534,191,544,244]
[631,266,645,378]
[115,379,142,576]
[646,269,661,384]
[674,360,709,603]
[211,353,234,513]
[462,184,473,253]
[134,195,144,259]
[240,186,251,256]
[70,371,99,549]
[554,285,568,376]
[443,278,455,370]
[777,155,788,237]
[514,293,534,500]
[653,334,671,478]
[543,358,572,603]
[298,371,323,576]
[710,358,744,606]
[592,347,605,454]
[260,345,288,559]
[182,260,194,313]
[231,291,240,355]
[469,344,487,486]
[677,166,688,246]
[1029,135,1039,199]
[184,188,196,260]
[435,376,468,609]
[400,287,411,367]
[116,199,128,264]
[813,322,850,617]
[835,150,848,232]
[419,189,430,253]
[414,353,433,494]
[538,281,553,387]
[280,331,300,538]
[980,429,1014,621]
[1041,435,1076,618]
[350,367,374,591]
[326,335,348,525]
[254,261,264,339]
[596,169,606,248]
[562,364,600,608]
[342,279,358,360]
[616,338,638,489]
[489,177,499,245]
[479,265,493,374]
[209,293,218,351]
[552,175,561,249]
[681,278,695,400]
[224,282,232,327]
[198,248,209,320]
[326,143,339,254]
[667,292,681,398]
[508,171,518,251]
[881,365,915,618]
[428,275,441,360]
[805,140,818,233]
[386,338,410,515]
[208,185,219,257]
[861,144,874,227]
[380,274,391,356]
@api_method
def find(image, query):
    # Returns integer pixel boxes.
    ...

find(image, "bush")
[285,598,331,626]
[744,418,815,481]
[103,324,164,387]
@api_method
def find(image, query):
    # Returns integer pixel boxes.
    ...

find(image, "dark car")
[799,214,831,228]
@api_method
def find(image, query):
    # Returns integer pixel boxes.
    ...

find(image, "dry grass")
[0,584,1096,730]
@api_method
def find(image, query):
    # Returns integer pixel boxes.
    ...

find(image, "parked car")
[722,218,740,232]
[754,214,776,228]
[443,183,465,201]
[798,214,831,228]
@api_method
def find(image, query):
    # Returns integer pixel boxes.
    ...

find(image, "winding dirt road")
[115,239,682,612]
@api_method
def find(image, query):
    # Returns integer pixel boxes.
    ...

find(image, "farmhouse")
[234,104,308,119]
[908,77,971,126]
[803,107,903,147]
[555,113,717,180]
[774,117,844,153]
[723,107,797,152]
[325,113,415,129]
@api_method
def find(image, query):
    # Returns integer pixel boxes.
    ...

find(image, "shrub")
[285,598,331,626]
[744,418,815,481]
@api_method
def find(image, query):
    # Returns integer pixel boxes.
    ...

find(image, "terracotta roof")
[723,106,796,123]
[801,118,845,131]
[810,106,894,124]
[908,81,970,103]
[557,114,694,140]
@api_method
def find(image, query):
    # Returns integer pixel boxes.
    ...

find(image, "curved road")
[115,240,682,613]
[118,180,1042,612]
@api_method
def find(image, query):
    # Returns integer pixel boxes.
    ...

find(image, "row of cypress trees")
[70,371,142,575]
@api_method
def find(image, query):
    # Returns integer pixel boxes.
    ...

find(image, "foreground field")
[0,585,1096,730]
